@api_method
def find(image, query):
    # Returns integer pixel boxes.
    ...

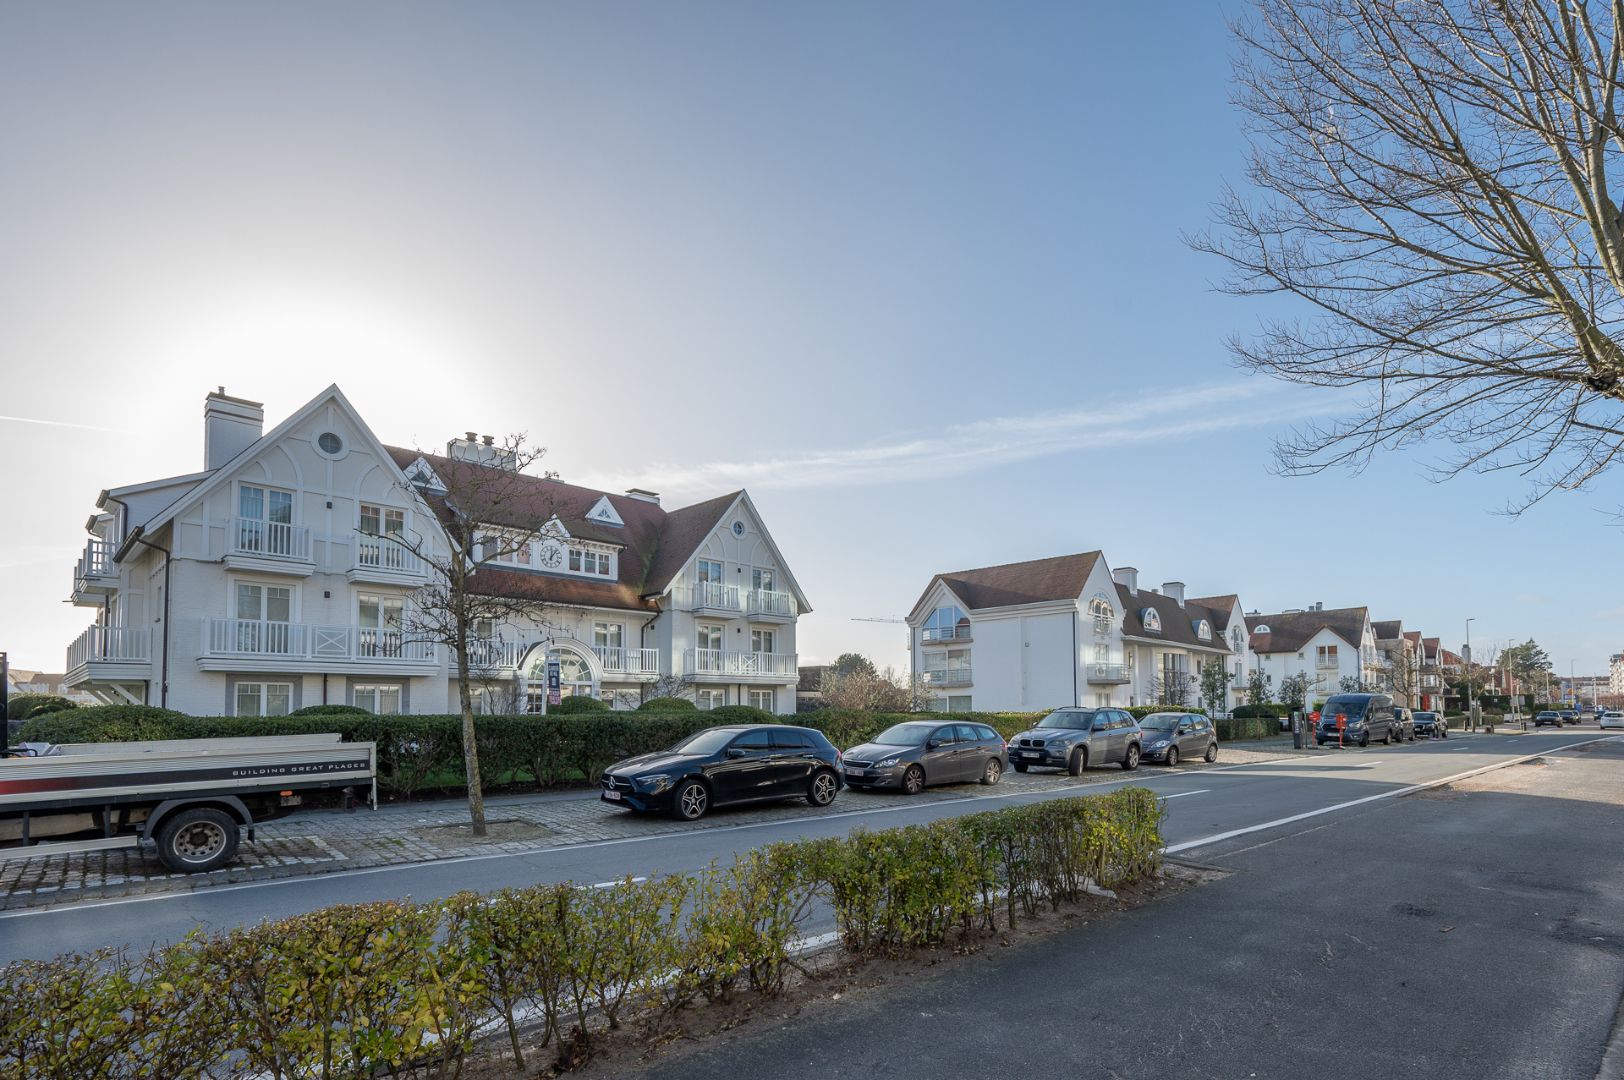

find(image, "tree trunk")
[456,620,487,837]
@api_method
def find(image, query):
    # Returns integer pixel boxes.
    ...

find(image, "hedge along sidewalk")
[0,788,1166,1080]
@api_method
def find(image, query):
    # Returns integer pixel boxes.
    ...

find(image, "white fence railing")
[354,535,422,574]
[690,582,742,611]
[921,625,972,643]
[67,625,150,670]
[594,646,660,676]
[230,518,312,561]
[685,649,797,677]
[922,667,973,687]
[203,618,435,663]
[746,589,796,618]
[1086,663,1129,682]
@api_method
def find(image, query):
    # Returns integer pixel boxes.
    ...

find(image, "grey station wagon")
[1008,707,1142,774]
[1138,711,1217,766]
[844,721,1007,794]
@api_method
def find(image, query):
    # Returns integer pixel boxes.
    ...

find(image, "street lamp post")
[1465,618,1476,731]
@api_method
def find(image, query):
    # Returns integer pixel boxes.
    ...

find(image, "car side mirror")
[726,747,747,759]
[926,740,941,750]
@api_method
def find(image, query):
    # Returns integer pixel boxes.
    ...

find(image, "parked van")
[1316,693,1398,747]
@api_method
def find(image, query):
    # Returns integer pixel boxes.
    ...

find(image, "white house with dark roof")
[906,552,1248,713]
[60,385,808,716]
[1245,604,1382,704]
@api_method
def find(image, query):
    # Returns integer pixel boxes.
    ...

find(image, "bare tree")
[1196,0,1624,508]
[821,666,923,712]
[1151,670,1195,708]
[387,435,554,836]
[645,673,696,702]
[1385,645,1419,708]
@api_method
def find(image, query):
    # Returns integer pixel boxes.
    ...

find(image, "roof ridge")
[939,550,1103,580]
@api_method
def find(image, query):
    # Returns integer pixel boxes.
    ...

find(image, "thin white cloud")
[0,414,132,434]
[587,381,1311,494]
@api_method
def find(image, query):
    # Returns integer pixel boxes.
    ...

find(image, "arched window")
[1231,626,1244,652]
[1254,623,1272,635]
[524,645,596,713]
[1195,619,1212,641]
[923,605,970,643]
[1141,607,1162,633]
[1088,597,1114,633]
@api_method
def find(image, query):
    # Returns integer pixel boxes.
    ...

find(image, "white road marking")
[1160,790,1209,801]
[1164,736,1621,855]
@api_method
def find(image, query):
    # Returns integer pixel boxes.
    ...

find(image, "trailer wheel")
[154,807,240,873]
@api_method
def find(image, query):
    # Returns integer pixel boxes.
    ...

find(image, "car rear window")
[771,729,811,750]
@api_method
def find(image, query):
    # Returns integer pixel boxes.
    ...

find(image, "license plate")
[602,789,621,801]
[846,768,867,777]
[1020,751,1040,759]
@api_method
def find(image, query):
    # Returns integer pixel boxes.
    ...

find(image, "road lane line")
[1164,736,1621,855]
[1160,790,1208,801]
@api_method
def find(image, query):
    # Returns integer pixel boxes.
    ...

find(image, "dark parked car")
[1391,707,1417,743]
[600,725,843,820]
[1411,711,1447,738]
[1008,707,1141,774]
[1533,710,1563,728]
[1138,712,1217,766]
[1558,709,1580,725]
[1315,693,1398,747]
[843,721,1007,794]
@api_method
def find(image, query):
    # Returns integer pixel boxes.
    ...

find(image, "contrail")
[0,414,132,433]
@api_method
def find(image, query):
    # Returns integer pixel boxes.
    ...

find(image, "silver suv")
[1008,707,1142,774]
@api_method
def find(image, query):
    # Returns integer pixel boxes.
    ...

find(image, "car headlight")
[1148,739,1170,749]
[635,774,672,794]
[876,757,902,768]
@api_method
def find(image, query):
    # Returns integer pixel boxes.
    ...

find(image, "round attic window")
[316,432,344,455]
[731,521,745,537]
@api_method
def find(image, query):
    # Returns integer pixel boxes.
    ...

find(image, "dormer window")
[568,546,614,577]
[1141,608,1162,633]
[1254,623,1272,635]
[1195,619,1211,641]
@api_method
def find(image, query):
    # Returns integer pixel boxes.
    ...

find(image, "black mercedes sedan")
[599,724,844,820]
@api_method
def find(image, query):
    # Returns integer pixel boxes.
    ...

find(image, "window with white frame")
[568,546,614,576]
[946,695,972,712]
[354,683,403,714]
[696,688,725,710]
[357,593,405,657]
[593,622,624,649]
[1141,607,1162,633]
[358,504,407,569]
[1316,645,1339,668]
[1088,597,1114,634]
[236,681,292,717]
[696,624,723,652]
[697,559,724,583]
[234,582,293,654]
[751,628,776,654]
[748,688,775,711]
[238,484,295,555]
[922,604,969,643]
[1231,626,1244,652]
[1195,619,1212,641]
[752,567,776,592]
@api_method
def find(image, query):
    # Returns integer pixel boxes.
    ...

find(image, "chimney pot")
[1111,566,1139,595]
[482,434,495,446]
[1162,581,1185,606]
[203,388,265,470]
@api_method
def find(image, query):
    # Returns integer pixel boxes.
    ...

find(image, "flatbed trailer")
[0,733,376,872]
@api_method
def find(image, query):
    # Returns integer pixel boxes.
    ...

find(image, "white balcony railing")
[466,638,530,672]
[922,667,973,687]
[746,589,797,618]
[1086,663,1129,683]
[1315,657,1340,670]
[230,518,312,561]
[690,582,742,612]
[67,625,150,670]
[921,625,972,644]
[203,618,435,663]
[72,539,118,595]
[594,646,660,676]
[354,534,423,574]
[685,649,797,677]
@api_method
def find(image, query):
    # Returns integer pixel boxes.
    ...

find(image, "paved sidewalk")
[0,739,1305,911]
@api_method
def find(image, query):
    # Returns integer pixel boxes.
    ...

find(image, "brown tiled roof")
[1117,584,1231,653]
[1403,631,1422,647]
[385,446,746,612]
[1423,636,1441,661]
[1439,648,1464,665]
[1372,619,1403,640]
[1186,594,1239,632]
[916,552,1104,613]
[1247,607,1369,654]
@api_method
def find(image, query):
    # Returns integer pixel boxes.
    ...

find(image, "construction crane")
[850,616,904,624]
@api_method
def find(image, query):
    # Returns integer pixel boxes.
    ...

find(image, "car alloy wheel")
[982,758,1002,785]
[903,765,925,795]
[673,781,709,821]
[1121,744,1140,771]
[1165,746,1180,767]
[808,770,838,806]
[1204,742,1218,763]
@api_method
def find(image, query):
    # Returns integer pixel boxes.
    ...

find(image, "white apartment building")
[1244,604,1382,705]
[62,385,809,716]
[905,552,1249,713]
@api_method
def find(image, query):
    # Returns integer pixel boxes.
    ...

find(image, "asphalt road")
[0,730,1613,965]
[627,734,1624,1080]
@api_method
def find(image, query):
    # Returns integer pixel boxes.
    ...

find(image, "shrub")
[1231,703,1287,720]
[5,694,77,721]
[17,704,189,744]
[1127,705,1208,719]
[701,704,776,725]
[1214,715,1279,741]
[553,695,610,714]
[287,703,373,717]
[637,696,696,712]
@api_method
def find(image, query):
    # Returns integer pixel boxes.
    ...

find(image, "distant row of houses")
[902,552,1465,714]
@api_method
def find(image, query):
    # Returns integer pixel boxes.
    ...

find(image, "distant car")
[1008,707,1142,774]
[1391,707,1417,743]
[1315,693,1398,747]
[1601,711,1624,731]
[1559,709,1580,725]
[600,725,843,820]
[1411,712,1447,739]
[1533,711,1563,728]
[843,721,1007,794]
[1138,712,1217,766]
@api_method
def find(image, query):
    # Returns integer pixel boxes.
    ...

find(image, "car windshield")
[1038,709,1096,730]
[667,729,742,755]
[872,723,937,746]
[1138,714,1181,731]
[1414,713,1436,721]
[1321,698,1368,720]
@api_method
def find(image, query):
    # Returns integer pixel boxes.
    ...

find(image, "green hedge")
[552,695,610,714]
[0,789,1162,1076]
[287,703,372,717]
[1213,715,1280,741]
[5,694,76,721]
[1127,705,1208,719]
[637,696,696,711]
[1231,703,1287,719]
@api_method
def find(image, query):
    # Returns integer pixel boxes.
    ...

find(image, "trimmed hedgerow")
[1126,705,1208,719]
[636,696,696,712]
[287,703,373,717]
[5,694,77,722]
[552,695,611,714]
[0,789,1162,1076]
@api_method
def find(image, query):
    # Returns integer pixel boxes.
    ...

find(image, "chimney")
[446,433,517,471]
[1162,581,1185,606]
[1112,566,1138,595]
[203,387,264,470]
[624,488,661,505]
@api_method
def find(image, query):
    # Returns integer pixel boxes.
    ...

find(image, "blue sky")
[1,2,1618,676]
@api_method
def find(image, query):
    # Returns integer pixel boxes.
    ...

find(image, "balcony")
[347,533,427,585]
[64,625,151,688]
[1315,657,1340,670]
[224,518,315,575]
[746,588,797,621]
[922,667,973,688]
[595,646,660,678]
[199,618,438,675]
[466,638,531,673]
[1086,663,1130,685]
[684,648,797,679]
[70,539,118,605]
[921,625,973,645]
[689,582,742,616]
